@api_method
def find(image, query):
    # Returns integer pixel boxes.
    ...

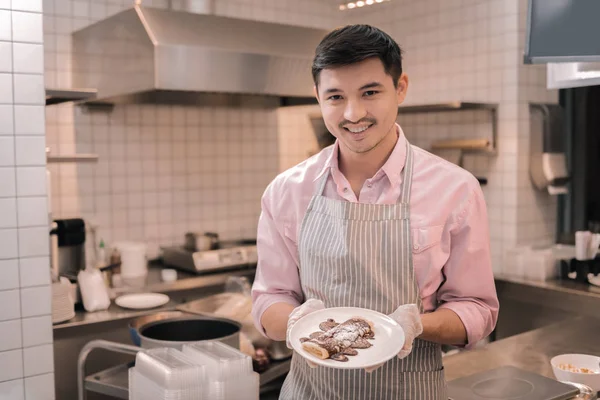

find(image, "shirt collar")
[313,123,407,185]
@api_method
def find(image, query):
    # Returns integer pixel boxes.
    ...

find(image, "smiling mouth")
[344,124,374,134]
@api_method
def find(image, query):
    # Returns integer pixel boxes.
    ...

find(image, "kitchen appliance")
[448,366,579,400]
[161,239,257,274]
[184,232,219,252]
[51,218,86,279]
[71,5,328,105]
[136,316,241,350]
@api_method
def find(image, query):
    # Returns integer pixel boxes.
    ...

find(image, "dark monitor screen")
[524,0,600,64]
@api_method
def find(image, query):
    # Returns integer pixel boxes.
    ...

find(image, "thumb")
[364,363,383,373]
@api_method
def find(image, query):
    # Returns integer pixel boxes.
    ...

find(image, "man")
[251,24,499,399]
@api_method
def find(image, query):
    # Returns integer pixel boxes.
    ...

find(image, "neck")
[338,125,398,183]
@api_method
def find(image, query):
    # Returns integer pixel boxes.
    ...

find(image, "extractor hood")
[72,6,327,105]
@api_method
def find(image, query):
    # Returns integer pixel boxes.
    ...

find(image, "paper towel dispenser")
[529,104,569,195]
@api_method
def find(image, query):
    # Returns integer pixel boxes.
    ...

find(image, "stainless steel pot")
[137,316,241,350]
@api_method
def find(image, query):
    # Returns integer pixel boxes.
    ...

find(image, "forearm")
[260,302,296,341]
[420,308,467,346]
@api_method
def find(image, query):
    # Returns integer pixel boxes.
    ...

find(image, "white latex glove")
[286,298,325,368]
[365,304,423,373]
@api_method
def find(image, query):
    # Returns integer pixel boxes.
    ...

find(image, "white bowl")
[551,353,600,391]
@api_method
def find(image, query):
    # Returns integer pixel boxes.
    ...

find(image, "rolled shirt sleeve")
[436,186,499,348]
[251,182,303,337]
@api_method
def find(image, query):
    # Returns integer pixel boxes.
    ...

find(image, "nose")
[343,99,367,124]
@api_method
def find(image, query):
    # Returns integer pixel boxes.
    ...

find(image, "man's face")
[315,58,408,155]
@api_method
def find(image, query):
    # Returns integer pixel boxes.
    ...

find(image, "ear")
[396,73,409,105]
[313,85,320,104]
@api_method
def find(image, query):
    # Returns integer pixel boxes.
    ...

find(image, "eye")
[364,90,379,97]
[327,95,343,101]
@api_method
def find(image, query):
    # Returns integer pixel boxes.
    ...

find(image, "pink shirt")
[251,125,499,347]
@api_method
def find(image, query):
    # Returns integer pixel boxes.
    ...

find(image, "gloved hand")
[365,304,423,373]
[286,298,325,368]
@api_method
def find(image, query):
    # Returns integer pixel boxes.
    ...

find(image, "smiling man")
[251,25,499,399]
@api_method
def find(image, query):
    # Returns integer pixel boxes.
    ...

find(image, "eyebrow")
[323,82,384,95]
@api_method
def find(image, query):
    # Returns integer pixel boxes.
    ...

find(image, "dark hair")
[312,24,403,88]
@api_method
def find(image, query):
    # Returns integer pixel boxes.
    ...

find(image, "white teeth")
[346,125,371,133]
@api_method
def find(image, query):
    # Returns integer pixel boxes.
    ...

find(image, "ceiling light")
[340,0,388,11]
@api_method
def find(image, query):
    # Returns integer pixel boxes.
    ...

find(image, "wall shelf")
[46,153,99,163]
[45,88,97,106]
[397,101,497,114]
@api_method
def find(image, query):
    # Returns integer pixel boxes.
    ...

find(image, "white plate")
[115,293,170,310]
[289,307,405,370]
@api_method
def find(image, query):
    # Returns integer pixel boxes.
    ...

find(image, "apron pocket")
[401,368,447,400]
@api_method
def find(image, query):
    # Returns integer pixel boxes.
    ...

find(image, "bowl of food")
[551,354,600,391]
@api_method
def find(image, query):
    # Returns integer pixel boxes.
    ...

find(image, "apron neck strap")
[316,140,415,202]
[398,141,414,204]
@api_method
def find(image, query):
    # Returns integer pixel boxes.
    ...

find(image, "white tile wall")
[15,137,46,166]
[0,259,19,291]
[0,4,52,394]
[0,229,18,259]
[0,137,15,166]
[0,73,13,103]
[13,0,43,13]
[0,10,11,41]
[19,257,50,287]
[0,319,22,351]
[0,105,14,134]
[13,43,44,74]
[14,105,45,134]
[24,373,54,400]
[21,316,52,347]
[22,344,53,377]
[0,378,25,400]
[20,286,51,318]
[0,197,17,228]
[0,41,12,72]
[0,289,20,321]
[13,74,45,105]
[11,11,43,44]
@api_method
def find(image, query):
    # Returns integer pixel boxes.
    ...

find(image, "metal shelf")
[397,101,497,114]
[47,154,99,163]
[83,357,291,399]
[45,88,97,105]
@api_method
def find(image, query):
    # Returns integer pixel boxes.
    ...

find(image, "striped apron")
[280,142,447,400]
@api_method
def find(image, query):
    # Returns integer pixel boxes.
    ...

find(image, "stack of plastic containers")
[129,348,207,400]
[182,341,259,400]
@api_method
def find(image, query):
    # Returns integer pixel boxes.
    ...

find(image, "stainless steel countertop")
[495,275,600,318]
[443,316,600,381]
[53,264,256,331]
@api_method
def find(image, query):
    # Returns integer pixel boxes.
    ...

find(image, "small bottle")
[97,239,106,267]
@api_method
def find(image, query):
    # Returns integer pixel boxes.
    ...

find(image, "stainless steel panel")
[72,6,327,104]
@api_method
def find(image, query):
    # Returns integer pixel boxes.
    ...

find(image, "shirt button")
[413,244,419,250]
[343,188,348,192]
[367,183,372,188]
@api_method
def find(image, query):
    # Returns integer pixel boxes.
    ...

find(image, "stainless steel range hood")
[72,6,327,106]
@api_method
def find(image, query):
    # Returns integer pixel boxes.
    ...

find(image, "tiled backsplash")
[46,103,280,257]
[0,1,55,398]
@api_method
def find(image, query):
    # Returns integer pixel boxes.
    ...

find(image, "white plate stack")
[51,280,75,324]
[182,341,259,400]
[129,348,206,400]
